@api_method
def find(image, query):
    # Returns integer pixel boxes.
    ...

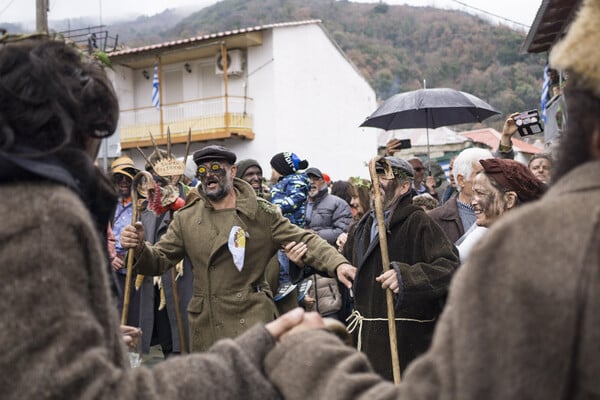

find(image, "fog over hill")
[3,0,545,130]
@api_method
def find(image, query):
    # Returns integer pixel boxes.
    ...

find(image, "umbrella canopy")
[360,88,500,130]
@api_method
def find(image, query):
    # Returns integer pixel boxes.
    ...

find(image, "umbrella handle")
[368,156,402,383]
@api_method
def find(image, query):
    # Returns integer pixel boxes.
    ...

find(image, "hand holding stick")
[121,171,154,325]
[368,155,401,383]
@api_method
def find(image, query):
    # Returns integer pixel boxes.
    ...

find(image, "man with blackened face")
[120,145,356,352]
[197,159,235,202]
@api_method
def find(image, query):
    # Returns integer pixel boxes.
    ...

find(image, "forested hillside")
[117,0,546,126]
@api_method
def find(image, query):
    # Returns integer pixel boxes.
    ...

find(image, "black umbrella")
[360,88,500,161]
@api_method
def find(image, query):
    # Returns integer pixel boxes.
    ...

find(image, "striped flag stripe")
[152,64,160,109]
[540,63,550,123]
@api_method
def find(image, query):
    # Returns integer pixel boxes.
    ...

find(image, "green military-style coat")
[135,178,348,351]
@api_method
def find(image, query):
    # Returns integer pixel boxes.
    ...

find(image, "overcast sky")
[1,0,540,30]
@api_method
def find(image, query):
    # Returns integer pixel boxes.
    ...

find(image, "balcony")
[118,95,254,148]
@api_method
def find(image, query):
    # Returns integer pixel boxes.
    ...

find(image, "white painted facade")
[105,21,378,180]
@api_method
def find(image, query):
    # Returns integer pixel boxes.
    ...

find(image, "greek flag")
[540,63,550,123]
[151,64,160,109]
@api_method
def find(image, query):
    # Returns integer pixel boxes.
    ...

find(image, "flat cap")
[305,167,323,179]
[384,156,414,178]
[193,145,237,165]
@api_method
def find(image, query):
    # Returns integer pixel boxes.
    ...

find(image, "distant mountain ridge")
[114,0,545,128]
[3,0,545,129]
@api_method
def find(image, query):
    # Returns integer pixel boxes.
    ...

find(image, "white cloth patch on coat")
[228,226,247,272]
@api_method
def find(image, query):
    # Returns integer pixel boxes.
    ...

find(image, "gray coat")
[307,188,352,245]
[264,159,600,400]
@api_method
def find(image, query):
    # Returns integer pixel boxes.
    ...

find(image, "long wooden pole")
[170,266,187,354]
[221,43,230,133]
[121,171,151,325]
[158,57,164,138]
[368,156,401,383]
[36,0,48,33]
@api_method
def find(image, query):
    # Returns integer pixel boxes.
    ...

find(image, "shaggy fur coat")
[0,182,279,399]
[266,160,600,399]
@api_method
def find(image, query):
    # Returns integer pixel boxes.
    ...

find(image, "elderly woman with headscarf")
[456,158,546,261]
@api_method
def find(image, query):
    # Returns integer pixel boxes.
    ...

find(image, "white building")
[105,20,378,180]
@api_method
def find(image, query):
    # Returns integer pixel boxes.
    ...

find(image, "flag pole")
[157,57,164,137]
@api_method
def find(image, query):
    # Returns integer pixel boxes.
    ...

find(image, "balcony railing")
[119,95,254,148]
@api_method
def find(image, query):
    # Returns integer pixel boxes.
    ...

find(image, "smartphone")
[514,109,543,136]
[391,138,412,150]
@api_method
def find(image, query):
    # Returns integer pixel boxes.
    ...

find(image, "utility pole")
[36,0,48,33]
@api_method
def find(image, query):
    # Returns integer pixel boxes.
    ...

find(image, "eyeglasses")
[197,162,225,177]
[413,167,425,172]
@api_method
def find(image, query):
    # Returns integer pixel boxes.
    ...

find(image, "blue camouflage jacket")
[270,173,310,227]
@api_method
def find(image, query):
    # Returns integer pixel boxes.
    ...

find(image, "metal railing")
[60,25,119,53]
[119,95,253,142]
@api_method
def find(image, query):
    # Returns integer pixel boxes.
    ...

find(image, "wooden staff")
[174,129,191,354]
[368,155,401,383]
[121,171,152,325]
[170,265,187,354]
[136,140,189,354]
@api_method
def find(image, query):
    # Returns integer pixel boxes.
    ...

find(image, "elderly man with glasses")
[407,157,439,200]
[121,145,356,352]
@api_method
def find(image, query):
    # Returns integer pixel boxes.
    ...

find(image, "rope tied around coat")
[346,309,436,351]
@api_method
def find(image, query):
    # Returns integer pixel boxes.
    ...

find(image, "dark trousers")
[150,285,173,357]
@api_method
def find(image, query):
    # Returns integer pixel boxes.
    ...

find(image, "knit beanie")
[270,152,308,176]
[379,156,414,179]
[236,159,263,179]
[479,158,546,203]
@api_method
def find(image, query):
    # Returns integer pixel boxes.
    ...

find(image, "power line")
[448,0,531,29]
[0,0,18,19]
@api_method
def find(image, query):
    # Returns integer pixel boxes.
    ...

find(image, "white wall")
[112,23,378,181]
[261,23,378,180]
[189,23,378,181]
[101,66,135,158]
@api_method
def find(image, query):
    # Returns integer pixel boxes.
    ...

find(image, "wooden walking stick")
[134,140,189,354]
[165,128,188,354]
[368,155,402,383]
[170,265,187,354]
[121,170,153,325]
